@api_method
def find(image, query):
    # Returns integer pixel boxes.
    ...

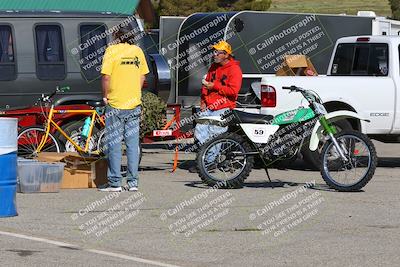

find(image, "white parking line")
[0,230,182,267]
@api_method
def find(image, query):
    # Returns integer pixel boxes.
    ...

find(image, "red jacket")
[201,59,242,110]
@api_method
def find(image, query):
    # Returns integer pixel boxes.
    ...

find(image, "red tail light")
[356,37,370,42]
[143,79,148,88]
[261,85,276,107]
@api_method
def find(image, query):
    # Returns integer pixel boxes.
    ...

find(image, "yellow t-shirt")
[101,43,149,109]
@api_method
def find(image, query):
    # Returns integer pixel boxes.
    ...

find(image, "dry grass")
[269,0,392,17]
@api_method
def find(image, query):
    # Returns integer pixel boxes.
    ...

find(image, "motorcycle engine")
[259,121,314,160]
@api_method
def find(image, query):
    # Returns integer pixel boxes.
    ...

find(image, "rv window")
[0,25,16,81]
[35,25,66,80]
[0,25,14,63]
[79,24,107,81]
[331,43,388,76]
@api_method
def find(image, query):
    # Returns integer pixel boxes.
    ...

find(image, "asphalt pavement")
[0,140,399,267]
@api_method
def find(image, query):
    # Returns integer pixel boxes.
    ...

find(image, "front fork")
[37,105,54,153]
[319,116,349,162]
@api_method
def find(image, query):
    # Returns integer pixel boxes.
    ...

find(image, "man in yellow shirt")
[99,24,149,192]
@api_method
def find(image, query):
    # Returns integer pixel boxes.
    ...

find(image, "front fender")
[309,111,370,151]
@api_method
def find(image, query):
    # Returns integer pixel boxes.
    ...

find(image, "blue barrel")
[0,118,18,217]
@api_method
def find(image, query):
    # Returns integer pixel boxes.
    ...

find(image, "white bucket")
[0,118,18,155]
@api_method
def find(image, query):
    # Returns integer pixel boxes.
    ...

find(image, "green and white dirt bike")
[196,85,377,191]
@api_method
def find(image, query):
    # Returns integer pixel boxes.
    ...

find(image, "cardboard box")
[90,159,108,188]
[37,152,108,189]
[276,55,318,76]
[37,152,78,163]
[62,167,91,189]
[285,54,308,68]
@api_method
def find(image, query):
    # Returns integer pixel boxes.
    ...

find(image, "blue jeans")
[105,105,141,188]
[194,108,229,162]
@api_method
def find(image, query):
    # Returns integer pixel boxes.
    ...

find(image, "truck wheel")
[302,119,352,170]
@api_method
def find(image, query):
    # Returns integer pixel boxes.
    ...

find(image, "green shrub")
[140,92,167,139]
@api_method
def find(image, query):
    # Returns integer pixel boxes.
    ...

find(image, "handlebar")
[39,86,70,102]
[57,86,71,93]
[282,85,323,105]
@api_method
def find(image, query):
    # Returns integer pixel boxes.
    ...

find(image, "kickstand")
[264,167,273,188]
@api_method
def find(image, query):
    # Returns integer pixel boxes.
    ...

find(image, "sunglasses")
[213,50,226,56]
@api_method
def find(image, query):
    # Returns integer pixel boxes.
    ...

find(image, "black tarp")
[173,11,373,106]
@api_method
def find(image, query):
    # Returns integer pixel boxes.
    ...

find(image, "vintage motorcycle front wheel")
[320,130,377,191]
[196,132,254,189]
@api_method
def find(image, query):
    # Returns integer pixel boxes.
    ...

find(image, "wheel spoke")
[230,159,245,168]
[18,127,59,157]
[322,133,375,191]
[201,138,248,183]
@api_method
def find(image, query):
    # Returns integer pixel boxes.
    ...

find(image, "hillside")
[269,0,392,17]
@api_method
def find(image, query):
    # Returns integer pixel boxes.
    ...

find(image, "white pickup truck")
[257,35,400,165]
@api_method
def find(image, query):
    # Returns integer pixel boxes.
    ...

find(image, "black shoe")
[188,165,198,173]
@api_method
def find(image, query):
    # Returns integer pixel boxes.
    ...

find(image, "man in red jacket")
[190,40,242,172]
[200,41,243,111]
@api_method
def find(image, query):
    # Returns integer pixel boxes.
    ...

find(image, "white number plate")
[253,129,265,136]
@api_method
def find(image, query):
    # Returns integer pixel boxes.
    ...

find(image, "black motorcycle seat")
[230,110,273,124]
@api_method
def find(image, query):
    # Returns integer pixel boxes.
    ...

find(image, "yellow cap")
[212,40,232,55]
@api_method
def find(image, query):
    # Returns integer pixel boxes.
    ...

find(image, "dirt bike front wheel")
[320,130,377,192]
